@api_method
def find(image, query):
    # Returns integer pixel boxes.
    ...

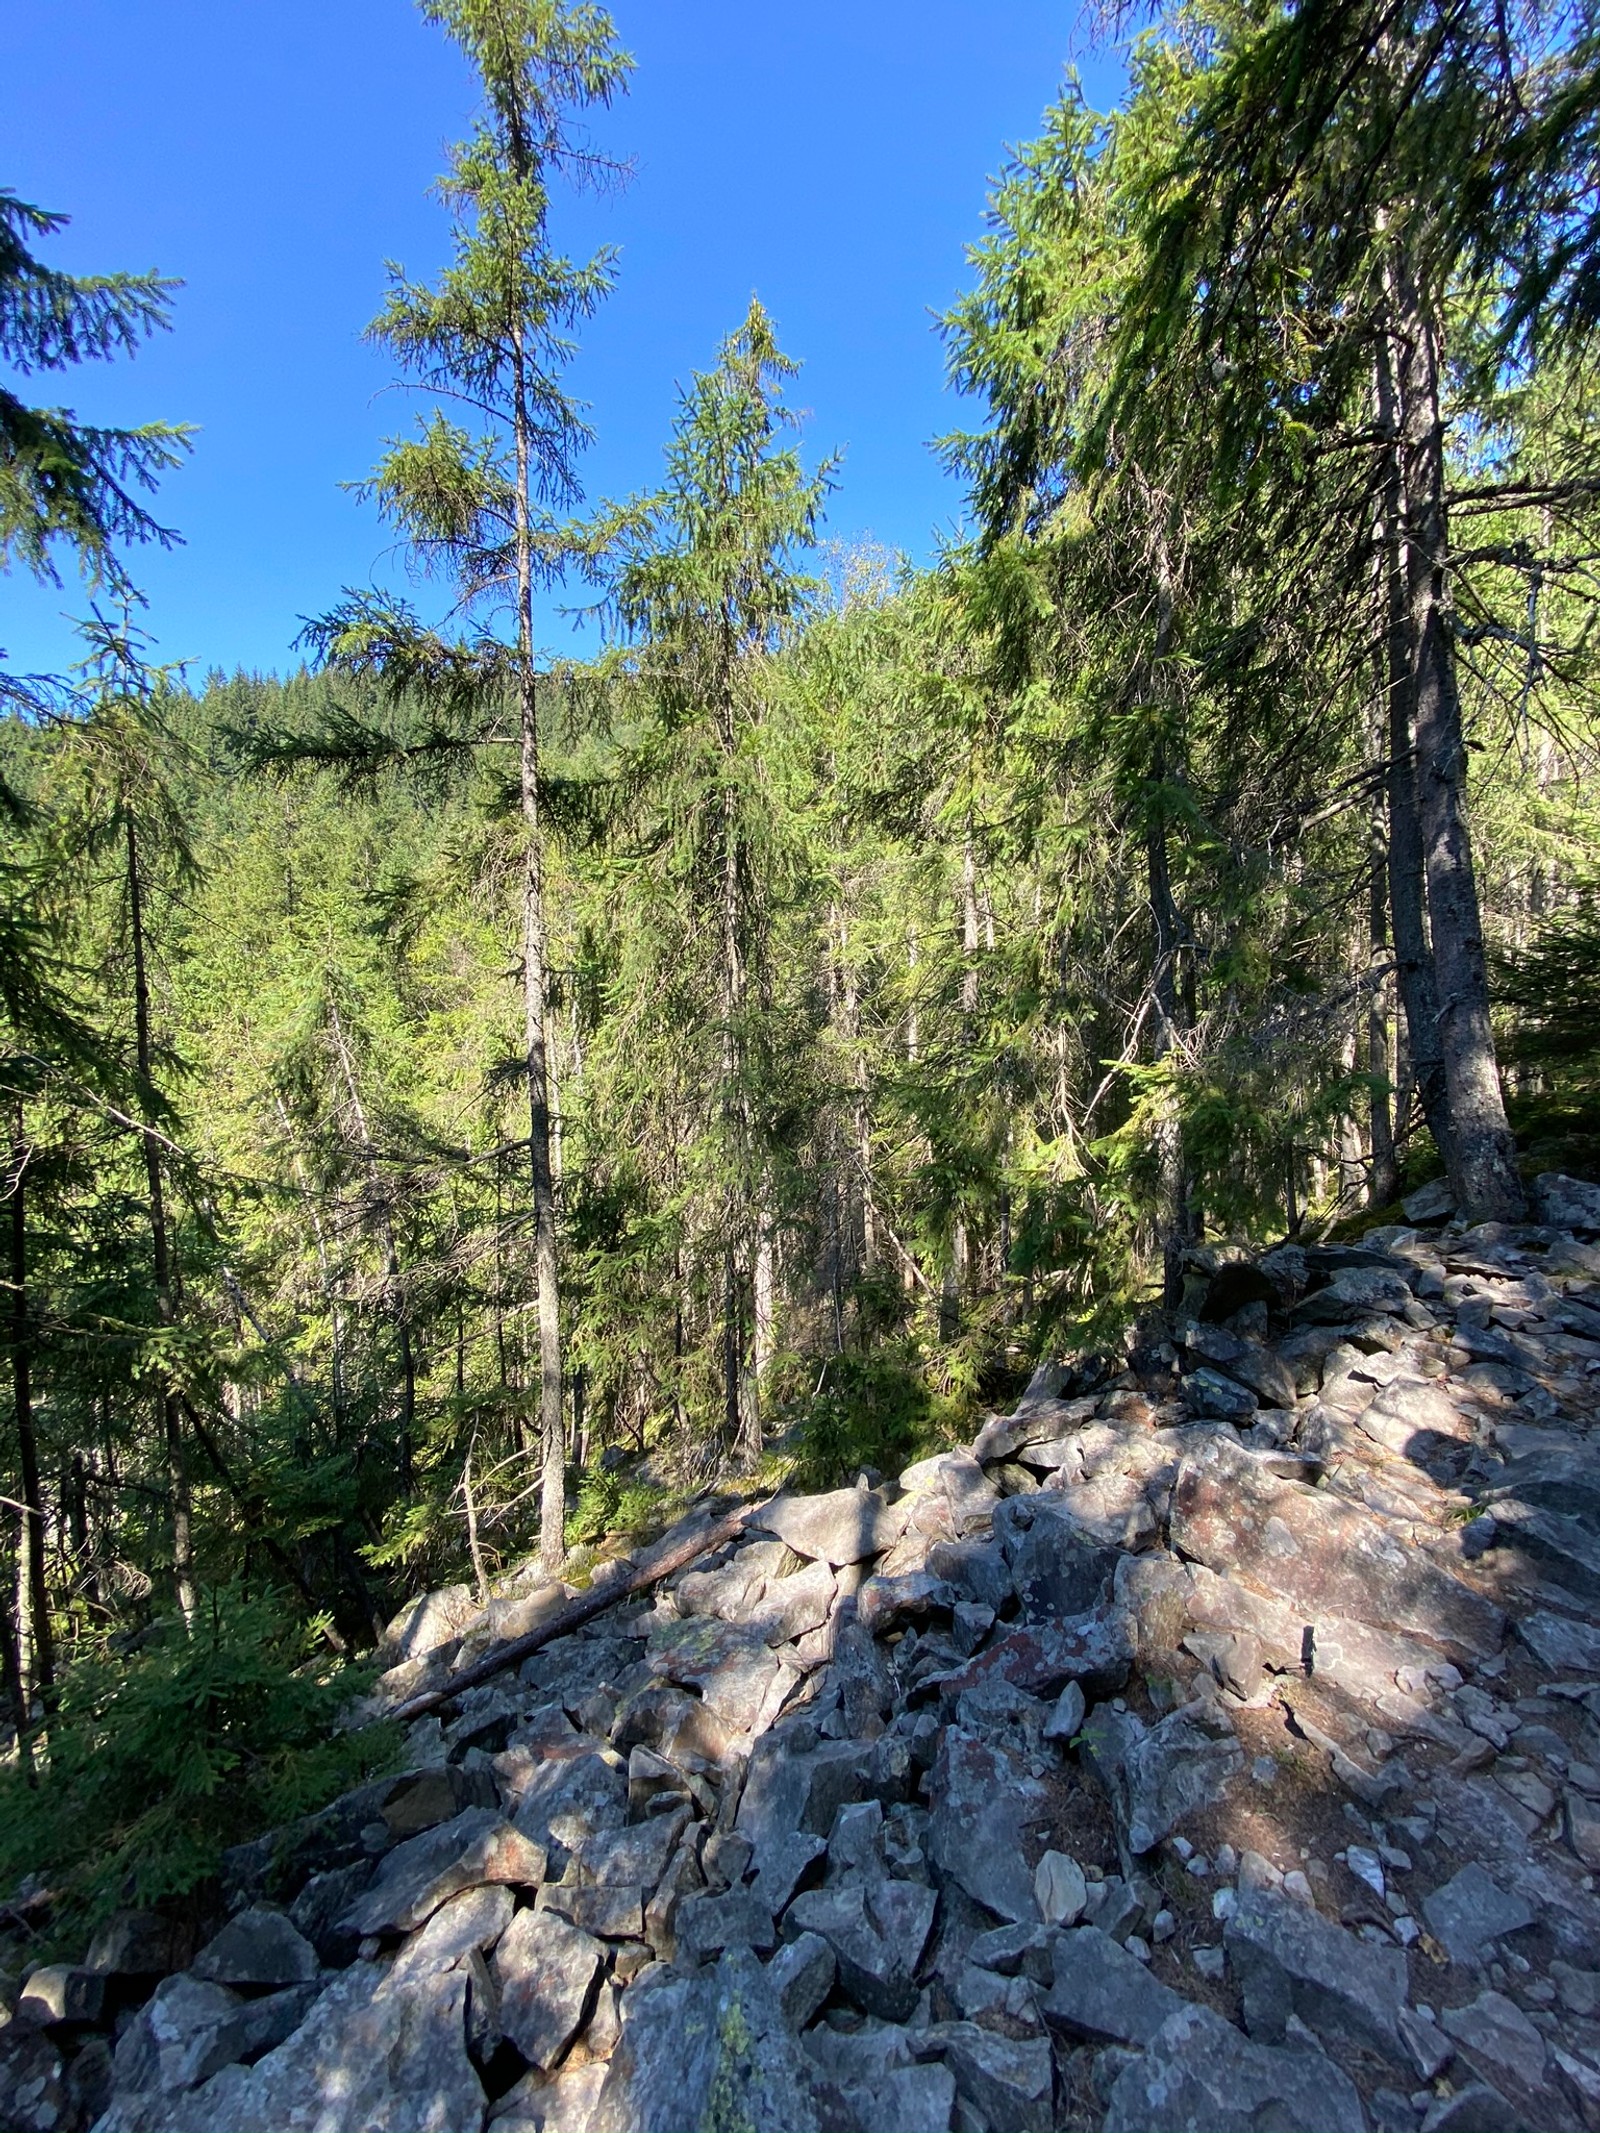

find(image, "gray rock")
[926,1538,1013,1613]
[1003,1507,1118,1622]
[1440,1991,1549,2100]
[746,1559,837,1643]
[1041,1925,1187,2044]
[110,1974,319,2099]
[490,2059,607,2132]
[502,1747,628,1852]
[938,1605,1134,1702]
[0,2025,67,2133]
[672,1888,777,1963]
[766,1930,835,2026]
[1402,1180,1456,1223]
[842,2064,954,2133]
[1492,1447,1600,1525]
[1491,1498,1600,1602]
[95,1962,486,2133]
[288,1861,372,1967]
[84,1910,191,1979]
[926,1726,1049,1923]
[192,1907,319,1987]
[380,1762,497,1839]
[750,1830,828,1916]
[1103,2002,1367,2133]
[856,1570,955,1637]
[1358,1376,1469,1458]
[1044,1680,1087,1742]
[379,1581,484,1664]
[787,1879,935,2021]
[1398,2005,1453,2081]
[567,1808,689,1892]
[17,1964,105,2025]
[538,1883,645,1940]
[1533,1172,1600,1231]
[1421,1863,1538,1966]
[589,1946,829,2133]
[341,1807,547,1936]
[1419,2084,1519,2133]
[494,1907,603,2070]
[1295,1265,1414,1321]
[1081,1699,1244,1855]
[1179,1323,1298,1408]
[932,2022,1054,2133]
[1184,1367,1259,1422]
[738,1736,875,1856]
[389,1883,515,1985]
[645,1614,794,1733]
[751,1485,908,1566]
[1224,1887,1406,2062]
[968,1921,1058,1982]
[1170,1432,1505,1659]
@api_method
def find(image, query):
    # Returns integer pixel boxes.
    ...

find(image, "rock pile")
[7,1171,1600,2131]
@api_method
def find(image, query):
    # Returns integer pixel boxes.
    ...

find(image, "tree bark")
[511,331,566,1575]
[7,1106,52,1699]
[127,817,195,1626]
[1388,250,1524,1220]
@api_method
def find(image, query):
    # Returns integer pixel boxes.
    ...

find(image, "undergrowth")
[0,1586,400,1954]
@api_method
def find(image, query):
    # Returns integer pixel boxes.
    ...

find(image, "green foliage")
[773,1345,971,1495]
[564,1464,667,1549]
[0,1588,398,1943]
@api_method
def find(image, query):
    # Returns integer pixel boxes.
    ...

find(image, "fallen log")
[385,1495,768,1726]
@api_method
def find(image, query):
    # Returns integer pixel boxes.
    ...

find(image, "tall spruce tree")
[312,0,630,1572]
[610,299,832,1464]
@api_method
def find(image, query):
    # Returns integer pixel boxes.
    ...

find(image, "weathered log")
[385,1496,766,1726]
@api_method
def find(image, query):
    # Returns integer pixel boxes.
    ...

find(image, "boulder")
[645,1614,796,1733]
[1041,1925,1188,2044]
[925,1538,1012,1612]
[388,1883,514,1985]
[926,1726,1049,1923]
[0,2024,66,2133]
[18,1964,105,2026]
[1483,1497,1600,1600]
[1080,1699,1243,1855]
[1440,1990,1550,2103]
[1102,2002,1366,2133]
[766,1931,836,2026]
[751,1485,909,1565]
[94,1962,485,2133]
[1002,1503,1118,1621]
[1402,1179,1456,1224]
[380,1762,497,1839]
[787,1879,935,2020]
[937,1606,1134,1703]
[1294,1265,1413,1322]
[1178,1323,1297,1410]
[841,2064,955,2133]
[192,1907,319,1988]
[1533,1172,1600,1231]
[933,2023,1054,2133]
[1224,1887,1407,2062]
[1169,1433,1505,1658]
[109,1973,317,2099]
[589,1946,831,2133]
[379,1582,484,1664]
[1184,1367,1259,1422]
[744,1559,836,1644]
[494,1907,604,2069]
[1421,1863,1538,1967]
[340,1808,547,1936]
[672,1889,777,1963]
[84,1910,191,1980]
[505,1748,629,1853]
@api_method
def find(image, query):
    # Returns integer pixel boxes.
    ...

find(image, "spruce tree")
[314,0,630,1571]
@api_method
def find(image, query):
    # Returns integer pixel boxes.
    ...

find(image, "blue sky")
[4,2,1122,682]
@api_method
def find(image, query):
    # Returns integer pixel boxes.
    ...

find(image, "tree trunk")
[327,998,415,1483]
[127,818,195,1626]
[1388,251,1524,1220]
[512,336,566,1574]
[7,1106,52,1699]
[1374,322,1455,1183]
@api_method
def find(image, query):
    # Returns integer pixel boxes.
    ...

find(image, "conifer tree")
[610,299,832,1463]
[311,0,630,1571]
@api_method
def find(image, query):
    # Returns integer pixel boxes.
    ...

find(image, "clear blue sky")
[4,2,1122,682]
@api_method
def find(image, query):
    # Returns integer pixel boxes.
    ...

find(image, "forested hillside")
[5,0,1600,1974]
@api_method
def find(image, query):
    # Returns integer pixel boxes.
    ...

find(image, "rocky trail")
[11,1174,1600,2132]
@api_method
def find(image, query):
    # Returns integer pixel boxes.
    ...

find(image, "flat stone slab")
[751,1485,910,1565]
[1225,1888,1406,2062]
[926,1727,1050,1923]
[341,1808,546,1936]
[1103,2002,1367,2133]
[1169,1433,1504,1658]
[1041,1925,1187,2044]
[1421,1863,1538,1967]
[494,1907,604,2070]
[1519,1609,1600,1673]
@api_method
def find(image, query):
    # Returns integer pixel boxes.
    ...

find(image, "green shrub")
[0,1586,399,1947]
[779,1345,969,1493]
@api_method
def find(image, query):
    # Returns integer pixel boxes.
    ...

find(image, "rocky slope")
[9,1172,1600,2133]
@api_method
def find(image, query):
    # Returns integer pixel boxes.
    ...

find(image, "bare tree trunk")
[0,1512,28,1757]
[1375,322,1454,1180]
[327,998,415,1484]
[7,1106,52,1700]
[1367,721,1399,1207]
[511,337,566,1573]
[127,818,195,1627]
[1388,251,1524,1221]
